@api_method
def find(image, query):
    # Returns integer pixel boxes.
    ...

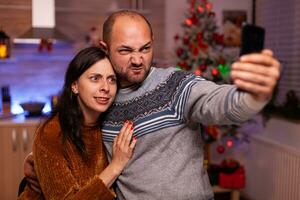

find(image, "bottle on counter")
[1,85,11,115]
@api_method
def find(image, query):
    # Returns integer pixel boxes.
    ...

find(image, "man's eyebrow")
[118,45,133,49]
[139,41,152,50]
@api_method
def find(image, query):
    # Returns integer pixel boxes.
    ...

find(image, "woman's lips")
[95,97,110,104]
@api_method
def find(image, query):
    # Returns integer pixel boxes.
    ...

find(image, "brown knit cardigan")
[18,116,115,200]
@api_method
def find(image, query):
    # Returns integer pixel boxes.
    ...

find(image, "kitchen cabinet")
[0,116,42,200]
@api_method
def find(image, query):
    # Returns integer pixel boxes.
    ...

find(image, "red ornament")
[197,6,205,13]
[217,145,225,154]
[226,139,234,148]
[199,64,207,71]
[178,61,190,70]
[213,33,224,45]
[212,68,219,76]
[208,12,216,17]
[176,48,184,57]
[192,46,199,56]
[218,57,226,65]
[174,34,179,41]
[185,18,193,26]
[191,14,198,25]
[183,36,190,45]
[205,3,213,11]
[194,69,202,76]
[205,125,219,139]
[196,33,203,43]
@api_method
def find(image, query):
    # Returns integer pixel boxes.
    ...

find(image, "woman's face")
[72,58,117,124]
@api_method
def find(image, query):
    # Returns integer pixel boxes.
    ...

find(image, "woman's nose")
[100,80,109,92]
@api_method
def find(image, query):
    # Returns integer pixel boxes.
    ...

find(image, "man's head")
[102,10,154,88]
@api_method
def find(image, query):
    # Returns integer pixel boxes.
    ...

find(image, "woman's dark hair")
[44,46,108,157]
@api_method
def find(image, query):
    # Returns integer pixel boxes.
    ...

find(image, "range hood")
[14,0,71,44]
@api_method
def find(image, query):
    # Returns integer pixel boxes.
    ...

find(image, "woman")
[18,47,136,199]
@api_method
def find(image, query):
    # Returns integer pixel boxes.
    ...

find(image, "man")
[24,10,280,200]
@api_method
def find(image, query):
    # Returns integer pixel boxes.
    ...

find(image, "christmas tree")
[175,0,247,155]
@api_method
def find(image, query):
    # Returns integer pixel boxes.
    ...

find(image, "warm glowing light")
[0,44,7,58]
[226,139,234,148]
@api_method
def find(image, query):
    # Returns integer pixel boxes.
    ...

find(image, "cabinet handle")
[22,129,29,152]
[12,129,17,152]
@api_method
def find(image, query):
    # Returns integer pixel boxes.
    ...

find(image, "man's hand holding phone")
[231,24,281,102]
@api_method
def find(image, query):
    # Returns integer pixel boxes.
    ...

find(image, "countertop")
[0,113,45,126]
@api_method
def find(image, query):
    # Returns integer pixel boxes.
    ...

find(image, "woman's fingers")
[116,121,129,147]
[130,136,137,149]
[115,120,134,150]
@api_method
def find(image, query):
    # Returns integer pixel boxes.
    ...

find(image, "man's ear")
[99,40,108,51]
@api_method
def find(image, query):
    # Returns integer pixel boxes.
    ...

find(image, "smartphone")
[240,24,265,56]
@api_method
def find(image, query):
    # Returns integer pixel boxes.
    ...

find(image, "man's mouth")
[130,66,143,73]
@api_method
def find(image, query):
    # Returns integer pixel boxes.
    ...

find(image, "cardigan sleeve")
[33,142,115,200]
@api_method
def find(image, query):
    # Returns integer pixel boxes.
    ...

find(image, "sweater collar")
[118,67,155,94]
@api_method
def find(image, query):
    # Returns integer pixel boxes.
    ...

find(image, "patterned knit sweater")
[18,116,115,200]
[101,67,267,200]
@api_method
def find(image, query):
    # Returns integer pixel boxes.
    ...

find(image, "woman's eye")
[90,76,98,81]
[108,77,117,84]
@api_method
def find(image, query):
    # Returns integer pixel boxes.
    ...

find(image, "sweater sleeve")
[183,77,268,125]
[33,142,115,200]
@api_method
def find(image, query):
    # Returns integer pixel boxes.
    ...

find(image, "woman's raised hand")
[110,120,137,174]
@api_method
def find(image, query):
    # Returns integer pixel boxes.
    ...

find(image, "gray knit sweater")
[102,67,266,200]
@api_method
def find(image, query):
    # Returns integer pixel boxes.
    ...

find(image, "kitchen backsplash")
[0,43,76,114]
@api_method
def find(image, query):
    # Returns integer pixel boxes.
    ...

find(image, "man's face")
[108,17,153,88]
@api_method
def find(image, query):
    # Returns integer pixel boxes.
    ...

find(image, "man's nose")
[130,52,142,65]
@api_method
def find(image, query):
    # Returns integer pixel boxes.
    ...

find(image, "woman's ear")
[71,82,78,94]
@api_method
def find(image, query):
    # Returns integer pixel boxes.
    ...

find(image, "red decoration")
[185,18,193,26]
[226,139,234,148]
[191,14,198,25]
[177,61,190,70]
[217,145,225,154]
[199,64,207,71]
[218,57,226,65]
[208,12,216,17]
[212,68,219,76]
[174,34,180,41]
[205,2,213,11]
[197,6,205,13]
[213,33,224,45]
[176,48,184,57]
[219,167,245,189]
[196,32,203,43]
[192,46,199,56]
[38,38,53,52]
[194,69,202,76]
[183,36,190,45]
[205,125,219,139]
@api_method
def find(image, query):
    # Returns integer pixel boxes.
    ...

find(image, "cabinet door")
[0,126,22,200]
[0,124,38,200]
[19,125,37,164]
